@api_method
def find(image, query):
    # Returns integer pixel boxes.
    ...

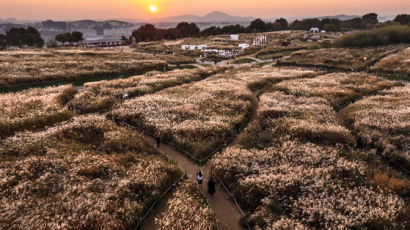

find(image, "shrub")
[334,25,410,47]
[370,171,408,194]
[278,45,405,71]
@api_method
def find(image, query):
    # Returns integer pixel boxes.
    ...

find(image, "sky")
[0,0,409,21]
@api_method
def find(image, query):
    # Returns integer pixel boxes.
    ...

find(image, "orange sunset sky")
[1,0,409,20]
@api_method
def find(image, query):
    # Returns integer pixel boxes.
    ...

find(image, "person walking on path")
[155,136,161,148]
[74,105,80,114]
[197,170,203,187]
[207,178,216,196]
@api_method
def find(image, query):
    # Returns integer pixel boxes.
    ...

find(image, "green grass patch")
[233,58,257,64]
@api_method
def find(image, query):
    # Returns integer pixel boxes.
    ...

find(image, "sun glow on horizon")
[150,5,158,13]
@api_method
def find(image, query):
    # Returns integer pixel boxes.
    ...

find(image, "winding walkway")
[141,91,261,230]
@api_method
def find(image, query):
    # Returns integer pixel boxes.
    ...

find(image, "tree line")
[55,32,84,44]
[0,27,85,50]
[0,13,408,50]
[0,27,44,49]
[130,13,410,43]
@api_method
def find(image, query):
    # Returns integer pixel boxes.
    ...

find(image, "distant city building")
[83,38,127,47]
[103,28,134,37]
[197,44,207,50]
[181,44,207,51]
[230,34,239,40]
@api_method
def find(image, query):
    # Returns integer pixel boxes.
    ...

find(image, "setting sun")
[150,5,157,13]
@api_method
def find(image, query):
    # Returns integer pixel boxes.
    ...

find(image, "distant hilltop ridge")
[1,11,396,25]
[159,11,256,22]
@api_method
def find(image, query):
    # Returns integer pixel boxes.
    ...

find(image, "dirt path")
[140,134,243,230]
[233,90,260,145]
[141,91,261,230]
[192,64,207,69]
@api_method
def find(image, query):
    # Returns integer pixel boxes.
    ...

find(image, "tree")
[361,13,378,29]
[247,19,267,32]
[6,27,44,47]
[131,24,161,42]
[321,18,341,31]
[291,18,321,30]
[163,28,183,40]
[55,32,71,44]
[55,32,83,45]
[201,26,220,36]
[121,36,129,45]
[275,18,288,30]
[323,24,337,32]
[394,14,410,25]
[176,22,200,37]
[70,31,84,43]
[341,18,362,30]
[221,24,245,34]
[0,34,7,50]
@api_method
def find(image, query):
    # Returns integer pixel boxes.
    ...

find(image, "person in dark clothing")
[155,136,161,148]
[207,178,216,195]
[74,105,80,114]
[235,123,240,133]
[197,170,203,187]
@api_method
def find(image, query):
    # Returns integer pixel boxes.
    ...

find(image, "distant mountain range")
[142,11,395,23]
[0,11,398,28]
[68,20,134,28]
[316,14,394,22]
[158,11,256,23]
[317,14,361,20]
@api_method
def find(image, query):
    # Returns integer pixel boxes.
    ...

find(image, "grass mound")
[334,25,410,47]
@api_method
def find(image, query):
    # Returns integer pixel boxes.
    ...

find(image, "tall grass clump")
[345,85,410,173]
[277,45,406,71]
[0,85,77,138]
[372,47,410,76]
[239,92,354,149]
[0,49,179,87]
[274,72,401,110]
[155,181,217,230]
[0,115,183,229]
[73,67,229,114]
[334,25,410,47]
[108,76,253,159]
